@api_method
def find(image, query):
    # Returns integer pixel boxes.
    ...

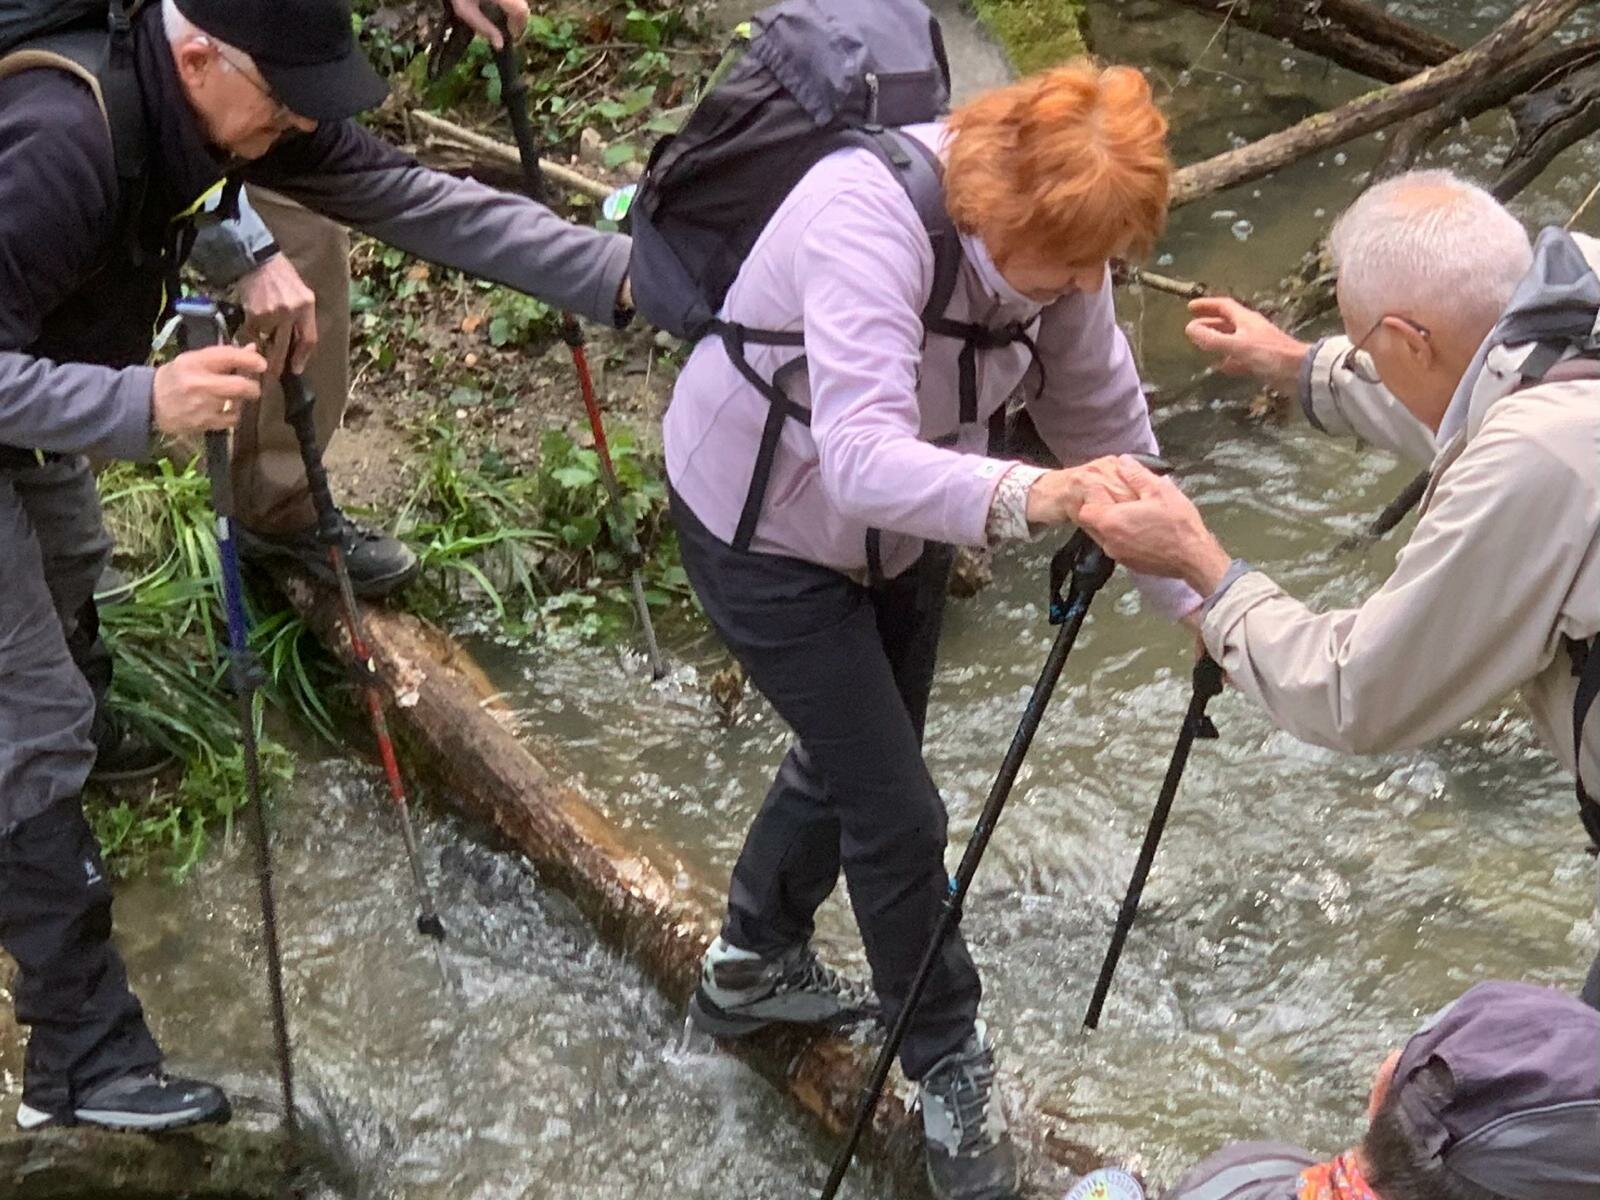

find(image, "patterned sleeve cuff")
[984,463,1049,545]
[1198,558,1256,618]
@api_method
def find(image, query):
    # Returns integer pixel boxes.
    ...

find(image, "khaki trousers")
[231,187,352,533]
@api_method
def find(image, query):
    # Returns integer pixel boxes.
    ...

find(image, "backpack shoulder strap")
[1568,636,1600,854]
[850,127,962,327]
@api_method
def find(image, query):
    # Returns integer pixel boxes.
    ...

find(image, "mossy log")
[0,1107,289,1200]
[284,579,1105,1193]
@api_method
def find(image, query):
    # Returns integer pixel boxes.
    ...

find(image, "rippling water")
[14,3,1598,1197]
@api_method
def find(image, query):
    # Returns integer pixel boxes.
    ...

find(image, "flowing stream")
[19,2,1600,1197]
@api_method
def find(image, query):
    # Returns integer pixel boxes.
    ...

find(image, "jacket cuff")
[1302,334,1357,437]
[1200,569,1283,655]
[103,366,156,461]
[1132,572,1206,622]
[586,233,633,328]
[1198,558,1256,618]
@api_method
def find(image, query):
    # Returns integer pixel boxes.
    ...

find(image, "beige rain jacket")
[1199,310,1600,792]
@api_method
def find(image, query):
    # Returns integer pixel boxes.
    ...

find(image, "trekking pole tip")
[417,912,446,941]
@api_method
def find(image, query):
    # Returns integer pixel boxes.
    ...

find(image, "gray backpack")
[629,0,1039,556]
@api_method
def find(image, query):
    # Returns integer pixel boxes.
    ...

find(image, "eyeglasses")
[1350,312,1431,357]
[214,45,294,128]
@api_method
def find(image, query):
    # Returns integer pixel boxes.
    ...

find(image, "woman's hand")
[1024,456,1139,526]
[450,0,530,49]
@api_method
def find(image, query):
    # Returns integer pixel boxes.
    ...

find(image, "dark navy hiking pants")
[0,458,161,1111]
[672,491,981,1080]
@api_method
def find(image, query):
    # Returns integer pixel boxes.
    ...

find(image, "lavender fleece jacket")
[663,123,1199,620]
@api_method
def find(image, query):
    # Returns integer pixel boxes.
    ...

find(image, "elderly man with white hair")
[1075,169,1600,1007]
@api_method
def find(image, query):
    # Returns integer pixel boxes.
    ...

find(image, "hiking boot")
[89,710,176,785]
[16,1071,231,1133]
[687,937,878,1037]
[920,1022,1021,1200]
[238,511,419,599]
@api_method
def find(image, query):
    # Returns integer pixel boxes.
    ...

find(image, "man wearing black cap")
[1159,981,1600,1200]
[0,0,628,1132]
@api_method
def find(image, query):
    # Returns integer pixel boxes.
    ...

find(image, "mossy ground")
[970,0,1088,75]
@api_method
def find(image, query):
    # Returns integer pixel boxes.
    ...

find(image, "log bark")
[1165,0,1458,83]
[1494,59,1600,200]
[284,579,1103,1189]
[408,110,615,202]
[1376,39,1600,179]
[1169,0,1587,208]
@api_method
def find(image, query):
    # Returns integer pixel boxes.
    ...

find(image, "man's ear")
[171,36,216,89]
[1385,316,1433,369]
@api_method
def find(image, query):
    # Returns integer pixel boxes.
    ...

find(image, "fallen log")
[1376,38,1600,179]
[1494,59,1600,200]
[408,110,615,202]
[1169,0,1587,207]
[1166,0,1458,83]
[283,578,1102,1192]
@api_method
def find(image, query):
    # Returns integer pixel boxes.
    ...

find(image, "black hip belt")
[0,446,67,471]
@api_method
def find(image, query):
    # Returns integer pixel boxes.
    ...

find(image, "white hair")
[1329,169,1532,339]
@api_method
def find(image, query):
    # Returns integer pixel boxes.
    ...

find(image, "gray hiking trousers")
[0,456,161,1111]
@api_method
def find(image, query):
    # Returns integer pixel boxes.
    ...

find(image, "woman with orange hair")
[667,60,1197,1200]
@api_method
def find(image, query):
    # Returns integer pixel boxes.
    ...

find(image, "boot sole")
[16,1096,232,1134]
[688,990,880,1040]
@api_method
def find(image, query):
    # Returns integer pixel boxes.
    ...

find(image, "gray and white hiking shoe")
[920,1021,1021,1200]
[687,937,878,1037]
[16,1071,231,1133]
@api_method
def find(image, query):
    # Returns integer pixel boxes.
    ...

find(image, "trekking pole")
[819,461,1173,1199]
[175,297,298,1135]
[1082,653,1224,1030]
[281,368,452,988]
[1334,466,1431,554]
[486,12,667,680]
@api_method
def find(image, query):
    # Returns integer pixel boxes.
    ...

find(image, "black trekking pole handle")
[819,460,1174,1200]
[485,5,549,205]
[175,300,234,512]
[1083,653,1224,1030]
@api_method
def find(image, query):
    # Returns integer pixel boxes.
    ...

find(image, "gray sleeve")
[189,189,279,288]
[0,353,153,460]
[246,121,630,327]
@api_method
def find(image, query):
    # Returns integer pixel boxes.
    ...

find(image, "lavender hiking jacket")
[662,123,1198,621]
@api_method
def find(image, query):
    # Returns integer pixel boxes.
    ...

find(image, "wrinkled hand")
[1185,297,1309,391]
[238,254,316,375]
[1075,456,1233,593]
[451,0,530,49]
[1025,456,1139,526]
[151,344,266,437]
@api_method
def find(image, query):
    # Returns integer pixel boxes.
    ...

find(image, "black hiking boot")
[919,1022,1021,1200]
[238,510,419,598]
[16,1071,231,1133]
[687,937,878,1037]
[89,710,176,785]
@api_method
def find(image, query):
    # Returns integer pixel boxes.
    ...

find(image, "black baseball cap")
[174,0,388,121]
[1390,980,1600,1200]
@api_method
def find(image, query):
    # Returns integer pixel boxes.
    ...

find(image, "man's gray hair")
[1329,169,1532,338]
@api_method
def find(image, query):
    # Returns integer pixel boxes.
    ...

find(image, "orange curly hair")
[944,60,1171,272]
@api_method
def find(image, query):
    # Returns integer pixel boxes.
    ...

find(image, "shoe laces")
[930,1045,1001,1155]
[783,948,873,1008]
[331,510,385,547]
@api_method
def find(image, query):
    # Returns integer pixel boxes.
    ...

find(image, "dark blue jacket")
[0,4,628,460]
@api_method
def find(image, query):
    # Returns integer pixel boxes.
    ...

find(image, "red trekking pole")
[281,369,452,987]
[487,15,667,679]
